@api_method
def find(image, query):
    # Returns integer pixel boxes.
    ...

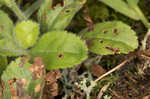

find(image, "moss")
[88,2,109,22]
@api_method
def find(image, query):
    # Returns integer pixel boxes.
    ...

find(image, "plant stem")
[134,6,150,29]
[24,0,44,18]
[142,29,150,50]
[86,94,90,99]
[94,58,132,83]
[7,0,26,20]
[132,5,150,50]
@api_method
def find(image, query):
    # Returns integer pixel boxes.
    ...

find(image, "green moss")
[88,2,109,22]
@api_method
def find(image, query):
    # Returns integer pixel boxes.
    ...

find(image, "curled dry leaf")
[44,70,61,97]
[90,64,106,77]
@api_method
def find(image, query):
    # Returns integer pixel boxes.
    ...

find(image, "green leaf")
[0,38,27,56]
[30,30,88,69]
[100,0,140,20]
[38,0,86,32]
[0,10,13,39]
[0,55,7,75]
[0,0,4,7]
[0,10,27,56]
[127,0,139,6]
[1,57,45,99]
[81,21,138,55]
[14,20,40,49]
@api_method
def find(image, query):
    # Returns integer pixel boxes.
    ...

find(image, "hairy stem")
[6,0,26,20]
[24,0,44,18]
[142,29,150,50]
[134,6,150,29]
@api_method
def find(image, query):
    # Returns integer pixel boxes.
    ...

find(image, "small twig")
[109,89,125,99]
[94,58,133,83]
[97,83,110,99]
[140,54,150,61]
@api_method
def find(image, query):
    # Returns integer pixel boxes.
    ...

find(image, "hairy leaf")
[0,38,27,56]
[38,0,86,32]
[0,55,7,75]
[81,21,138,55]
[14,20,39,49]
[0,11,26,56]
[1,57,45,99]
[0,10,13,39]
[30,31,88,69]
[100,0,140,20]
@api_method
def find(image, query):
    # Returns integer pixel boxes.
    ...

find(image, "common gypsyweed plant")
[0,0,147,98]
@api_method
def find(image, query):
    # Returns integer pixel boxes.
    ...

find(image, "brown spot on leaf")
[90,64,106,77]
[113,48,120,54]
[105,46,120,54]
[51,0,64,9]
[8,78,16,86]
[29,57,45,80]
[102,30,108,34]
[7,78,17,96]
[113,28,118,35]
[34,84,41,92]
[65,9,70,13]
[58,53,63,58]
[105,46,114,51]
[0,26,4,31]
[99,40,103,44]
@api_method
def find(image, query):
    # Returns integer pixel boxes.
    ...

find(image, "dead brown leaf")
[44,70,61,97]
[142,96,149,99]
[90,64,106,77]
